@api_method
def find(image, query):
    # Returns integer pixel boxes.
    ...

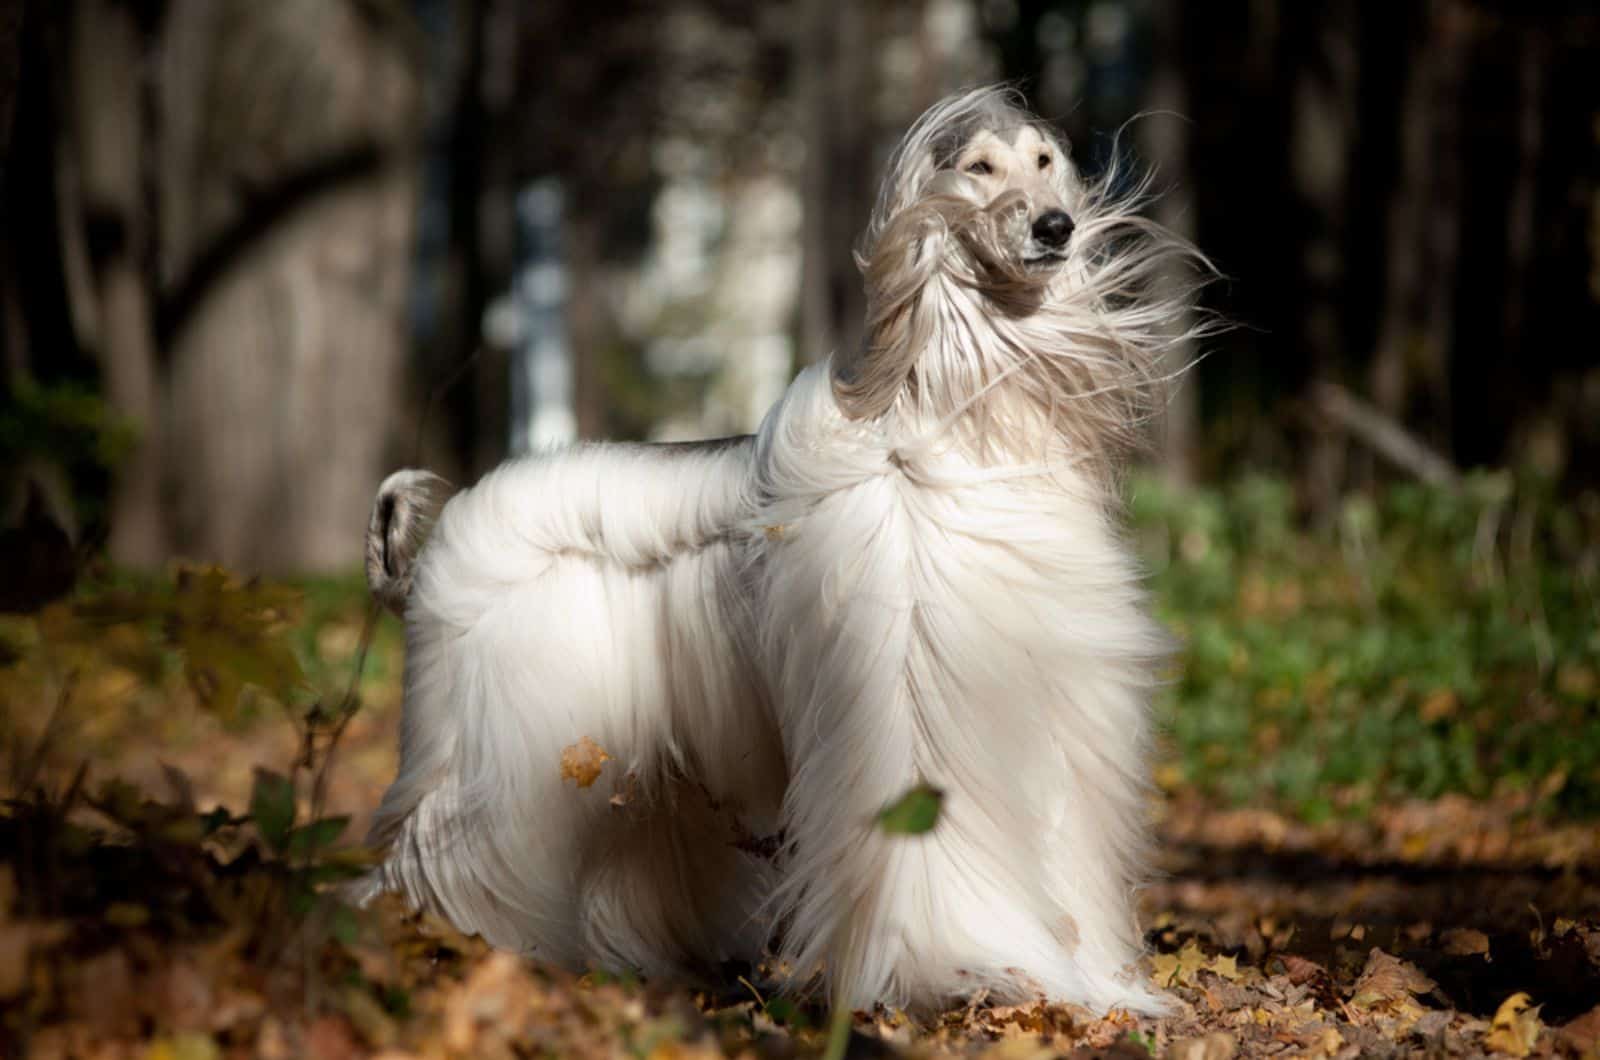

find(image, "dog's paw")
[366,469,454,615]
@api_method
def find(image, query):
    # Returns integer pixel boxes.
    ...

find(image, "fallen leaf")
[1207,953,1241,981]
[1558,1005,1600,1055]
[1151,940,1208,988]
[303,1014,363,1060]
[1274,953,1329,986]
[1440,927,1490,957]
[144,1033,221,1060]
[1164,1031,1237,1060]
[560,736,612,788]
[1349,948,1435,1014]
[1483,992,1542,1057]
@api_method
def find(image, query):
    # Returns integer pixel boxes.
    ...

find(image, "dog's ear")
[831,200,956,420]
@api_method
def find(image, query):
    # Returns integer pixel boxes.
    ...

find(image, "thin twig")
[14,670,79,795]
[308,598,383,823]
[1310,381,1460,488]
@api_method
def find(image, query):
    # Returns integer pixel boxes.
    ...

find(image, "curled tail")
[365,469,454,615]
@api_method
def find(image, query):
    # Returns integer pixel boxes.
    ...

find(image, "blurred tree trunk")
[567,202,605,440]
[140,0,422,573]
[0,0,20,177]
[1370,0,1464,455]
[1288,2,1357,514]
[70,0,168,566]
[44,0,427,574]
[797,0,871,366]
[1499,28,1544,370]
[1142,0,1198,486]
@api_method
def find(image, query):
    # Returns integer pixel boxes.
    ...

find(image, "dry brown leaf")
[1349,948,1435,1014]
[1440,927,1491,957]
[978,1038,1058,1060]
[303,1014,363,1060]
[1164,1031,1237,1060]
[0,918,69,999]
[1306,1026,1344,1056]
[560,735,612,788]
[443,951,533,1052]
[1275,953,1329,986]
[1483,992,1542,1057]
[1558,1005,1600,1055]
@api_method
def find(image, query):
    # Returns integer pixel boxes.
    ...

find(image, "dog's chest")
[753,454,1111,677]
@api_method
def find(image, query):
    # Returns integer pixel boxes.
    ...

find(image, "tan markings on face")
[956,126,1067,212]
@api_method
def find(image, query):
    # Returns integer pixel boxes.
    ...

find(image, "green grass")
[1132,473,1600,819]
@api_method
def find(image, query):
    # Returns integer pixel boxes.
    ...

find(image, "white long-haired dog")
[360,86,1205,1016]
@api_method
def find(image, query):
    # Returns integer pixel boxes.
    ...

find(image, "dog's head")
[832,86,1210,473]
[872,88,1083,279]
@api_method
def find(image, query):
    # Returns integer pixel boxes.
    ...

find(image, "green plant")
[1133,473,1600,819]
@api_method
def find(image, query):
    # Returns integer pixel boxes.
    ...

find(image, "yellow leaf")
[560,736,612,788]
[1209,953,1241,981]
[144,1035,219,1060]
[1151,939,1209,988]
[1484,992,1542,1057]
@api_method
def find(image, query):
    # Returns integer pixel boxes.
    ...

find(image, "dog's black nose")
[1031,210,1075,248]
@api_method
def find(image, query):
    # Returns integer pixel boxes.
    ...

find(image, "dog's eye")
[965,160,992,175]
[1038,153,1051,169]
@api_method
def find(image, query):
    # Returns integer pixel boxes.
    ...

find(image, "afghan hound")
[359,85,1206,1016]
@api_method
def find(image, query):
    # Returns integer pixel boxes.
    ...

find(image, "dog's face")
[840,86,1202,444]
[941,124,1077,269]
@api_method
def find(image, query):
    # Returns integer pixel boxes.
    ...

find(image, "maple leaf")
[560,736,612,788]
[1349,948,1435,1015]
[1484,992,1542,1057]
[1208,953,1241,981]
[1151,939,1209,988]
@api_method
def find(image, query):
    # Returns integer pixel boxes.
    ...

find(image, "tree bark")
[1371,0,1465,454]
[155,0,420,573]
[1142,0,1199,486]
[71,0,168,567]
[797,0,870,367]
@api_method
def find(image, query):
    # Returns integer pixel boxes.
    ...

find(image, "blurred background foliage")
[0,3,1597,1051]
[0,0,1595,823]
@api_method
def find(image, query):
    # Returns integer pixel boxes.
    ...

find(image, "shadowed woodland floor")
[3,479,1599,1058]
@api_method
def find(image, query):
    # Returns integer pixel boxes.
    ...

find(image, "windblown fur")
[361,85,1209,1015]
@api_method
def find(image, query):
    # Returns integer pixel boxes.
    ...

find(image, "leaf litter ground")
[6,695,1599,1059]
[2,553,1598,1058]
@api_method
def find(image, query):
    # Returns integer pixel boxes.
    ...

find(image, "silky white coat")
[360,86,1206,1016]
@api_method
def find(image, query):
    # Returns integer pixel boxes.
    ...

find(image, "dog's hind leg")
[366,445,782,977]
[577,774,777,980]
